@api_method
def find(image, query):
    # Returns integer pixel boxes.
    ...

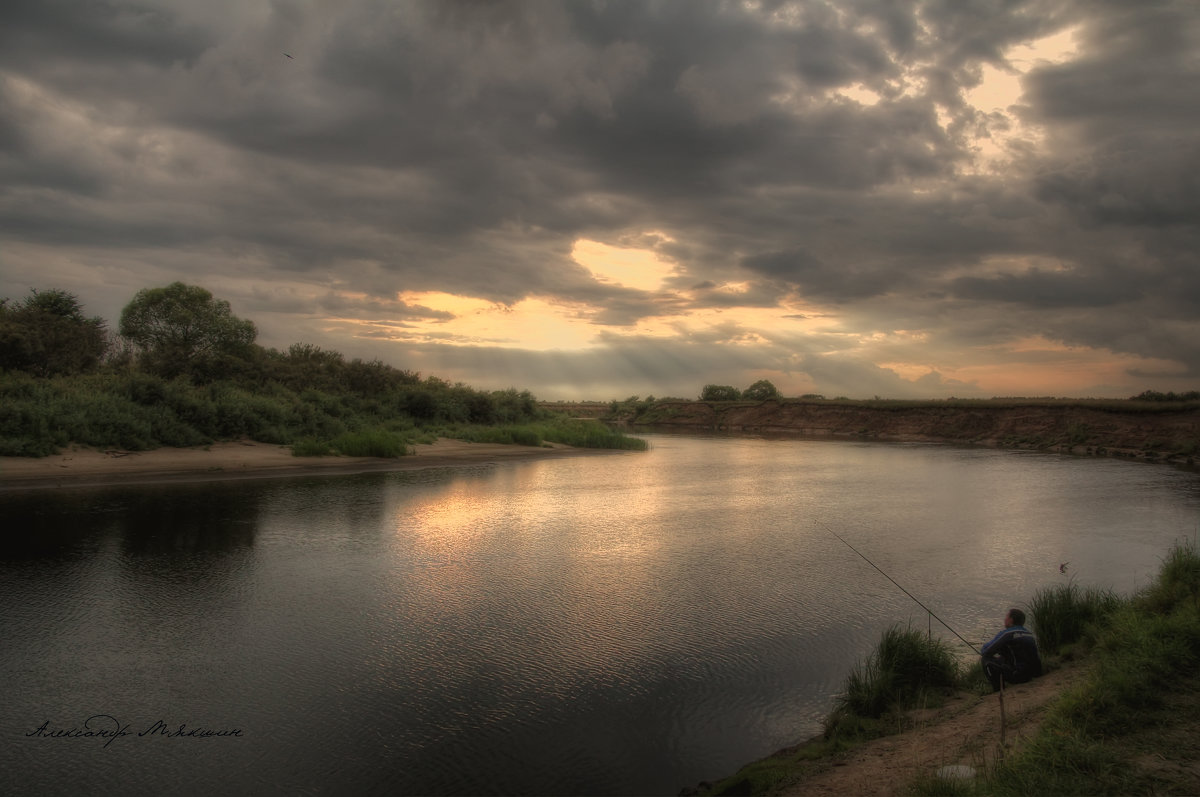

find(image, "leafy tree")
[465,391,498,424]
[743,379,780,400]
[492,388,539,423]
[700,384,742,401]
[288,342,345,367]
[119,282,257,378]
[0,288,108,376]
[345,357,395,397]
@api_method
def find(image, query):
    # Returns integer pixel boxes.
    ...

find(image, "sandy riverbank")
[0,439,620,491]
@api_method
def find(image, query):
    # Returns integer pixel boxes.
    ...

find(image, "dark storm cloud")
[0,0,210,69]
[950,267,1138,308]
[740,247,904,301]
[2,0,1199,398]
[1020,2,1200,234]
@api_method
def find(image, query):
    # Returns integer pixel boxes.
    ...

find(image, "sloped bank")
[615,399,1200,467]
[686,541,1200,796]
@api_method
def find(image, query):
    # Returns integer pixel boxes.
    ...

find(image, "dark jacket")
[981,624,1043,682]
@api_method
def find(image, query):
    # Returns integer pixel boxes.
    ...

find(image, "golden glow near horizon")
[345,278,1170,398]
[884,337,1184,396]
[309,211,1171,399]
[381,281,825,351]
[308,270,1179,397]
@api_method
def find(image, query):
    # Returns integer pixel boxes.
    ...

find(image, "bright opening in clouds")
[2,1,1197,400]
[573,238,676,292]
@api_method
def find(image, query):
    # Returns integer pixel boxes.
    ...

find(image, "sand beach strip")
[0,439,618,491]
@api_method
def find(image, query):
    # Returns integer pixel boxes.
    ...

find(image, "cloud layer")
[2,0,1197,399]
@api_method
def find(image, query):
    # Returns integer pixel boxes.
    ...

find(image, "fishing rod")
[819,521,981,655]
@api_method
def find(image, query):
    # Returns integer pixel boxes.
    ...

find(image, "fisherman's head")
[1005,608,1026,627]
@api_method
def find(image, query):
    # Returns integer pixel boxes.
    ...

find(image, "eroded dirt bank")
[616,400,1200,467]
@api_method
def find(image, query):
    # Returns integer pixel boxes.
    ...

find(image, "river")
[3,434,1198,795]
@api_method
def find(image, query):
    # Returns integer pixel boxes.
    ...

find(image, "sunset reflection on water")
[4,435,1199,795]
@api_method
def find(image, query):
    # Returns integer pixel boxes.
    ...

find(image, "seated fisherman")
[980,607,1042,691]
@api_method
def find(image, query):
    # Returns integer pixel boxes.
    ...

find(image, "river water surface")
[3,434,1199,795]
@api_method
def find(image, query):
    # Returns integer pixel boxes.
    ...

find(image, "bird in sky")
[283,52,294,59]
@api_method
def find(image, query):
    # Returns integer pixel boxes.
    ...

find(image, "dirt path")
[779,666,1080,796]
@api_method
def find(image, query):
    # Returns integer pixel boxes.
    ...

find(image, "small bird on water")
[1059,562,1070,574]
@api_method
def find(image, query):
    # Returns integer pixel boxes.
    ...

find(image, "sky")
[2,1,1198,401]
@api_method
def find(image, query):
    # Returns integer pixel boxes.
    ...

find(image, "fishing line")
[818,521,981,655]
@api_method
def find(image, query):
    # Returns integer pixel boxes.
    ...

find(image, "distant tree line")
[0,283,645,456]
[1131,390,1200,402]
[699,380,781,401]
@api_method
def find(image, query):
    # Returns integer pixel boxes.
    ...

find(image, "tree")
[700,384,742,401]
[743,379,780,400]
[0,288,108,376]
[119,282,256,377]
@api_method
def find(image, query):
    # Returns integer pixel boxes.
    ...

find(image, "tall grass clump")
[290,437,333,457]
[447,419,648,450]
[1027,580,1123,658]
[536,419,649,450]
[449,424,544,446]
[825,625,961,739]
[1138,538,1200,614]
[329,430,408,458]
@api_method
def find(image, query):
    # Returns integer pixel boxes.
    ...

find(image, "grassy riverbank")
[0,370,646,458]
[0,285,647,457]
[701,540,1200,796]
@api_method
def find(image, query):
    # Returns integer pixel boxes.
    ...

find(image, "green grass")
[447,424,546,447]
[443,419,648,451]
[291,430,408,458]
[535,419,649,450]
